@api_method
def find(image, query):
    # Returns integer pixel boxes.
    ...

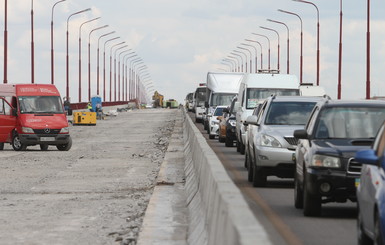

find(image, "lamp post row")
[3,1,150,104]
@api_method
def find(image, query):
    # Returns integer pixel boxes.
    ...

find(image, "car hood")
[312,139,373,158]
[264,125,305,137]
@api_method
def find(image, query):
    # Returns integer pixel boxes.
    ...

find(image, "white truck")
[299,83,326,96]
[193,83,207,123]
[204,72,244,132]
[234,72,300,154]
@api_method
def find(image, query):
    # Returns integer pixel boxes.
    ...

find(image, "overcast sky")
[1,0,385,103]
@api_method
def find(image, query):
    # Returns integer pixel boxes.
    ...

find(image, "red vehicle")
[0,84,72,151]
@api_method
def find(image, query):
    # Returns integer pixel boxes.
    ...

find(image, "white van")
[299,83,326,96]
[204,72,244,132]
[193,83,207,123]
[234,73,300,154]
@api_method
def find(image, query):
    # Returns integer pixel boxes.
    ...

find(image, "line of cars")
[187,70,385,244]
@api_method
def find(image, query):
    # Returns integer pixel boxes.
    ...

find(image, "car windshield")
[315,107,385,139]
[19,96,64,114]
[214,107,225,116]
[195,88,206,106]
[211,93,236,107]
[265,101,317,125]
[246,88,299,109]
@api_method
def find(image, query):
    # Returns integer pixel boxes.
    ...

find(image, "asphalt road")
[189,112,357,245]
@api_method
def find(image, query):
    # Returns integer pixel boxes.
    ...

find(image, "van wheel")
[40,144,49,151]
[12,134,26,151]
[57,137,72,151]
[0,143,4,150]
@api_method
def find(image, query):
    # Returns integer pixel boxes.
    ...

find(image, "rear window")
[246,88,299,109]
[265,101,317,125]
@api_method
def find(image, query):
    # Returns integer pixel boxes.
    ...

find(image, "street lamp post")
[366,0,370,99]
[252,33,271,70]
[267,19,290,74]
[130,58,142,100]
[245,39,263,70]
[122,52,135,101]
[97,31,115,97]
[237,48,252,73]
[31,0,34,84]
[224,58,236,72]
[227,56,240,72]
[3,0,7,84]
[66,8,91,101]
[260,26,280,72]
[109,42,126,101]
[293,0,320,85]
[51,0,66,84]
[78,17,100,103]
[278,9,303,84]
[338,0,343,99]
[230,53,244,72]
[221,60,233,72]
[88,25,109,101]
[114,46,128,101]
[117,49,131,101]
[103,37,120,101]
[124,54,137,101]
[240,43,257,73]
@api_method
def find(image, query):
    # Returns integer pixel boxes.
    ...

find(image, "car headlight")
[311,155,341,168]
[259,134,282,148]
[22,127,34,133]
[60,127,70,133]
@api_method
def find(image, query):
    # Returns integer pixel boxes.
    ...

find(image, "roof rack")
[257,69,280,74]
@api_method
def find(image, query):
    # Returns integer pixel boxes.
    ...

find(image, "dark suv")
[293,99,385,216]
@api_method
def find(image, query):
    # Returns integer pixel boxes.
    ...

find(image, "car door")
[0,97,16,142]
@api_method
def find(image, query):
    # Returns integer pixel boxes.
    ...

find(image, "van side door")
[0,98,16,142]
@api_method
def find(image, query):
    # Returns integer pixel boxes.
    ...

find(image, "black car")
[224,96,238,147]
[293,98,385,216]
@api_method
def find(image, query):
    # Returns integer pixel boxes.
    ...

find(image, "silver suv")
[245,95,323,187]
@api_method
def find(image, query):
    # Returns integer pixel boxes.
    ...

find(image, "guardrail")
[183,109,272,245]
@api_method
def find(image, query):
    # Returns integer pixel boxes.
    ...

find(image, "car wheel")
[247,151,254,182]
[209,134,215,139]
[218,136,225,143]
[56,137,72,151]
[294,172,304,209]
[0,143,4,150]
[252,158,266,187]
[225,136,233,147]
[236,139,241,152]
[204,121,208,131]
[374,211,383,245]
[357,207,372,245]
[40,144,49,151]
[240,141,245,155]
[303,177,321,217]
[12,134,26,151]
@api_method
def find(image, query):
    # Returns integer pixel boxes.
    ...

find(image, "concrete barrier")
[183,109,273,245]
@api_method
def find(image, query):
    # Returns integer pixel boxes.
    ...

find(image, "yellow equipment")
[152,91,164,108]
[73,112,97,126]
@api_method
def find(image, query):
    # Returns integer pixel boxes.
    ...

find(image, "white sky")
[1,0,385,103]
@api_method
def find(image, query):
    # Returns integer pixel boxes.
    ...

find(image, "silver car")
[246,95,323,187]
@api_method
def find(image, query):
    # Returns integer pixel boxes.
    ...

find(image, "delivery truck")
[0,84,72,151]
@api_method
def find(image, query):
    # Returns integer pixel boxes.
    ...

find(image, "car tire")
[252,158,266,187]
[357,207,372,245]
[204,121,208,131]
[0,143,4,150]
[236,139,241,152]
[56,137,72,151]
[40,144,49,151]
[294,172,304,209]
[12,133,26,151]
[303,178,321,217]
[209,134,215,139]
[218,136,225,143]
[225,136,233,147]
[240,141,245,155]
[247,151,254,182]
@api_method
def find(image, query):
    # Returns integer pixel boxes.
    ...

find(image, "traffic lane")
[191,114,357,245]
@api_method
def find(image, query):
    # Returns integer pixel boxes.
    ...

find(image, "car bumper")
[255,146,296,178]
[226,126,236,140]
[305,168,359,202]
[19,134,71,145]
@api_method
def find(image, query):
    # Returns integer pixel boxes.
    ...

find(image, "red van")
[0,84,72,151]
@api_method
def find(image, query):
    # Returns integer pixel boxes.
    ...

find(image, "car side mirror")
[355,149,378,166]
[293,129,309,139]
[244,115,258,126]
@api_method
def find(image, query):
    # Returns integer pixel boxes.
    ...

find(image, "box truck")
[0,84,72,151]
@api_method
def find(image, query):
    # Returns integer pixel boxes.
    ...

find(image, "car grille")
[284,137,298,146]
[33,129,61,135]
[347,158,362,175]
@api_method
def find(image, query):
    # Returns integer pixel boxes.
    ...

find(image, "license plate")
[40,137,55,142]
[355,178,360,188]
